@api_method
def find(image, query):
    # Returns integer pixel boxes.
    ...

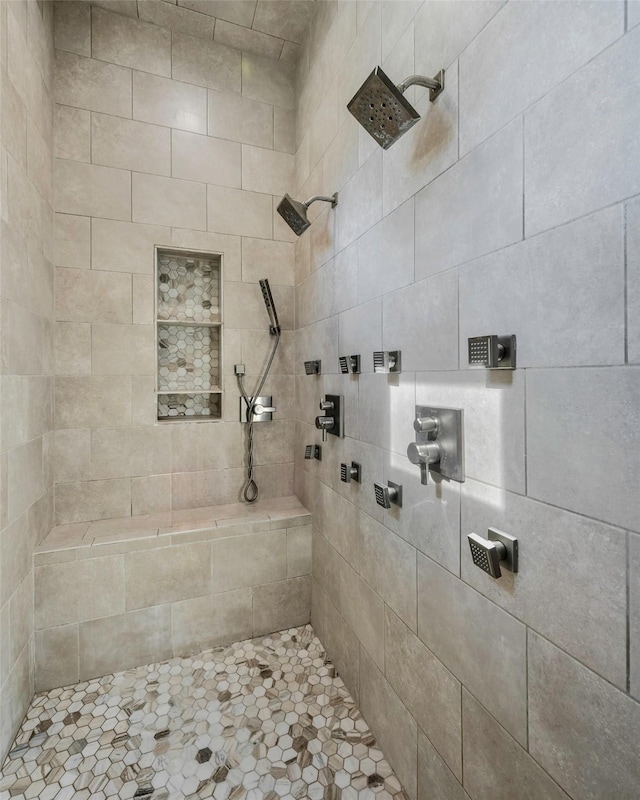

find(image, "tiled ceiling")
[89,0,316,62]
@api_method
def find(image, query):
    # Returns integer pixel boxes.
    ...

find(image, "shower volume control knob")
[319,399,334,411]
[407,442,442,485]
[414,415,438,434]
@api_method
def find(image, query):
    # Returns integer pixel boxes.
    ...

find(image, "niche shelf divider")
[155,246,224,422]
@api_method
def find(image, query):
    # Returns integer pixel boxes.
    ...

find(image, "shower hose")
[236,329,281,503]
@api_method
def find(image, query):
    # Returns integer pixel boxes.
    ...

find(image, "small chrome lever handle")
[315,415,334,442]
[253,404,276,414]
[407,442,442,485]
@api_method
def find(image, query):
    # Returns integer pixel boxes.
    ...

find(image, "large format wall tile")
[528,632,640,800]
[125,542,211,610]
[418,729,469,800]
[630,534,640,699]
[414,0,503,78]
[91,113,171,177]
[55,377,131,430]
[460,0,623,154]
[207,185,272,238]
[459,205,625,368]
[90,427,171,480]
[357,199,414,303]
[461,480,627,687]
[414,119,523,278]
[133,71,207,134]
[208,89,273,149]
[525,27,640,236]
[252,575,310,636]
[172,32,241,94]
[54,159,131,220]
[55,478,132,524]
[56,268,132,323]
[92,7,171,77]
[383,271,458,372]
[462,690,570,800]
[171,589,253,655]
[132,173,206,230]
[526,367,640,532]
[212,530,287,593]
[79,605,172,681]
[359,648,418,799]
[172,130,241,189]
[242,52,295,110]
[54,50,132,117]
[91,324,155,376]
[336,150,382,251]
[91,219,171,274]
[35,555,124,628]
[339,559,384,668]
[417,554,527,744]
[628,196,640,364]
[357,511,416,631]
[385,608,462,779]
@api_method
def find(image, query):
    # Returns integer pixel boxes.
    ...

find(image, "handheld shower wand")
[237,279,281,503]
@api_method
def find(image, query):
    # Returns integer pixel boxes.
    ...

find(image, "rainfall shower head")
[277,192,338,236]
[259,278,281,336]
[347,66,445,149]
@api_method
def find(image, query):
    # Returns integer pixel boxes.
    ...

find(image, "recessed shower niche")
[155,247,223,421]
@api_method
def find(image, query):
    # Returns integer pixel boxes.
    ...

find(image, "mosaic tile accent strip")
[0,626,408,800]
[157,392,221,420]
[158,325,220,392]
[158,253,221,324]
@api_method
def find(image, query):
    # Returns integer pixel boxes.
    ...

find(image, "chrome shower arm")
[303,193,338,209]
[397,70,445,100]
[397,74,440,92]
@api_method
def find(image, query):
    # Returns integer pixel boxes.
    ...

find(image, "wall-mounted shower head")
[259,278,280,336]
[277,192,338,236]
[347,66,445,150]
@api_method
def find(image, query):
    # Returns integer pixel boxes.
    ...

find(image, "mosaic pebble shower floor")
[0,626,408,800]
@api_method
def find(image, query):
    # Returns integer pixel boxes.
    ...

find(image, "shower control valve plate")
[415,405,464,482]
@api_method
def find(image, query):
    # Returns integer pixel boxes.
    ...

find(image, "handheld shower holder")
[240,396,275,423]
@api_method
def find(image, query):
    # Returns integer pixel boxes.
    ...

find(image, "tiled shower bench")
[34,496,311,692]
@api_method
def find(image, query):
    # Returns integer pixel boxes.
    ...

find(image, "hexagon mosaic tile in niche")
[158,325,220,392]
[158,253,221,324]
[0,626,409,800]
[157,392,221,420]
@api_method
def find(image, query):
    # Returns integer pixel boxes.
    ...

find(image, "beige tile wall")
[294,2,640,800]
[33,518,312,690]
[0,0,54,761]
[53,3,298,524]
